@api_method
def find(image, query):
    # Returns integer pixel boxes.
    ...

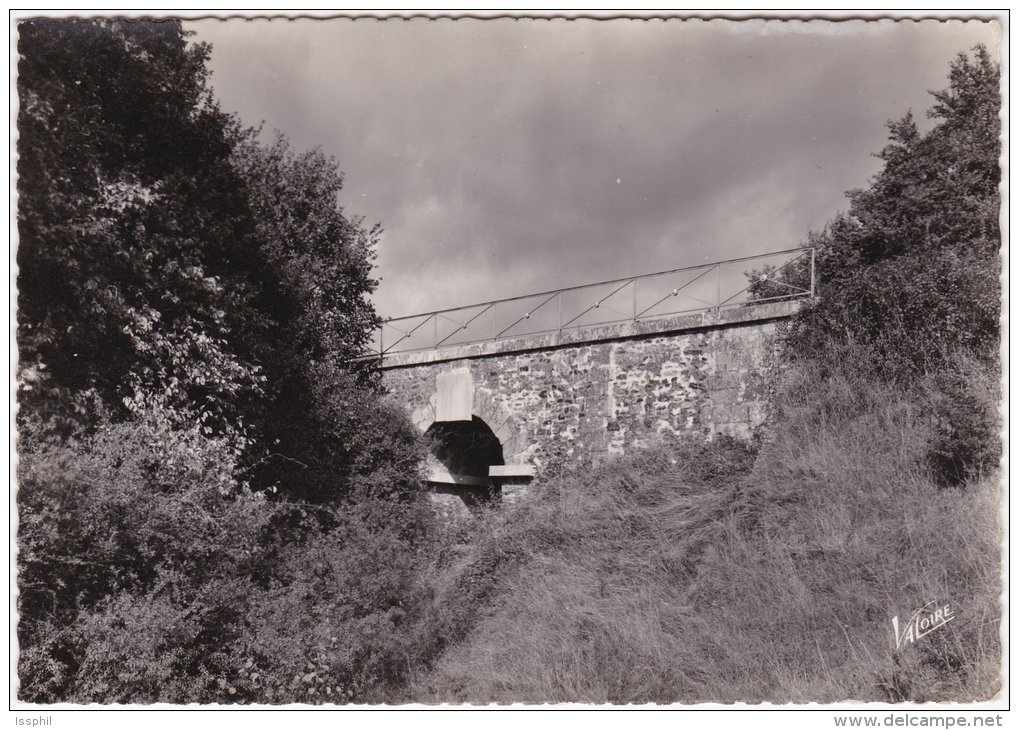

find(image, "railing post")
[632,278,637,320]
[558,291,563,332]
[379,324,384,356]
[433,314,438,349]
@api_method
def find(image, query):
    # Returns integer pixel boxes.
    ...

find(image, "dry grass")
[409,366,1003,704]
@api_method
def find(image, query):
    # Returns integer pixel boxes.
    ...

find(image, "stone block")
[435,368,474,422]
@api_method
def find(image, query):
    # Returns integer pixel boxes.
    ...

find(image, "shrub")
[16,407,271,702]
[249,361,426,505]
[225,497,436,704]
[921,353,1001,487]
[786,247,1000,383]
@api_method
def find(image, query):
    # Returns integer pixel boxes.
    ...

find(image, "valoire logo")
[892,601,954,650]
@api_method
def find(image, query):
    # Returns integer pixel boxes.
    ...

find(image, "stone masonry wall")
[380,306,790,474]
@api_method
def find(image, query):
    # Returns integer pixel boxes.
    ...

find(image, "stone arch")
[412,373,535,505]
[426,416,504,478]
[470,385,529,464]
[410,379,530,466]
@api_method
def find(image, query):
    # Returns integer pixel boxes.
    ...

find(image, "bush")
[249,360,426,504]
[17,408,271,702]
[17,406,435,704]
[227,496,437,705]
[786,247,1000,383]
[921,354,1001,487]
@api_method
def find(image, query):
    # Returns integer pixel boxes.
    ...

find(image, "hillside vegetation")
[404,46,1002,704]
[16,22,1001,705]
[404,45,1002,703]
[409,367,1000,703]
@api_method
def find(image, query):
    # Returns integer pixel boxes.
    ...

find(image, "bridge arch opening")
[426,416,505,505]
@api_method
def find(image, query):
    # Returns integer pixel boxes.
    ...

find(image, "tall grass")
[410,361,1002,704]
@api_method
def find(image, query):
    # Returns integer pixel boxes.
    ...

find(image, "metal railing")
[371,247,815,356]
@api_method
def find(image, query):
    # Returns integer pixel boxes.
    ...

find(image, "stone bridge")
[377,298,802,503]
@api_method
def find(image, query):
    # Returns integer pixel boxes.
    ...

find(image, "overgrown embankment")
[407,359,1001,703]
[408,46,1003,701]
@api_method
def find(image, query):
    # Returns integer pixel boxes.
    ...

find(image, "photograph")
[10,10,1006,714]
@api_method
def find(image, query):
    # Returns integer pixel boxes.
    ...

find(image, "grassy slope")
[409,366,1003,704]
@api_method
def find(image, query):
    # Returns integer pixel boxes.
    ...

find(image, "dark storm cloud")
[188,17,999,317]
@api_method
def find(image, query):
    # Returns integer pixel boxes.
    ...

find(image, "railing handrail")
[381,246,812,324]
[372,246,815,356]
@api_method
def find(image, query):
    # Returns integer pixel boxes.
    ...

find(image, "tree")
[227,133,423,503]
[17,19,267,444]
[780,45,1001,379]
[17,19,419,502]
[773,46,1001,485]
[17,19,432,703]
[231,133,380,369]
[846,45,1000,265]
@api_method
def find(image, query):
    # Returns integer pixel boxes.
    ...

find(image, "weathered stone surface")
[489,464,537,478]
[434,368,474,422]
[380,301,796,477]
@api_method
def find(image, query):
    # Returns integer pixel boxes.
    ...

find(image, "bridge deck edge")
[370,299,803,370]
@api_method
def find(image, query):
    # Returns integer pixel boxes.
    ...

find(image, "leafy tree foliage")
[231,133,379,367]
[17,19,418,500]
[17,19,432,703]
[229,136,424,502]
[763,46,1001,484]
[17,20,266,443]
[846,46,1000,263]
[786,46,1000,377]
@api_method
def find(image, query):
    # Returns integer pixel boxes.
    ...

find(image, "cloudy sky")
[187,17,999,319]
